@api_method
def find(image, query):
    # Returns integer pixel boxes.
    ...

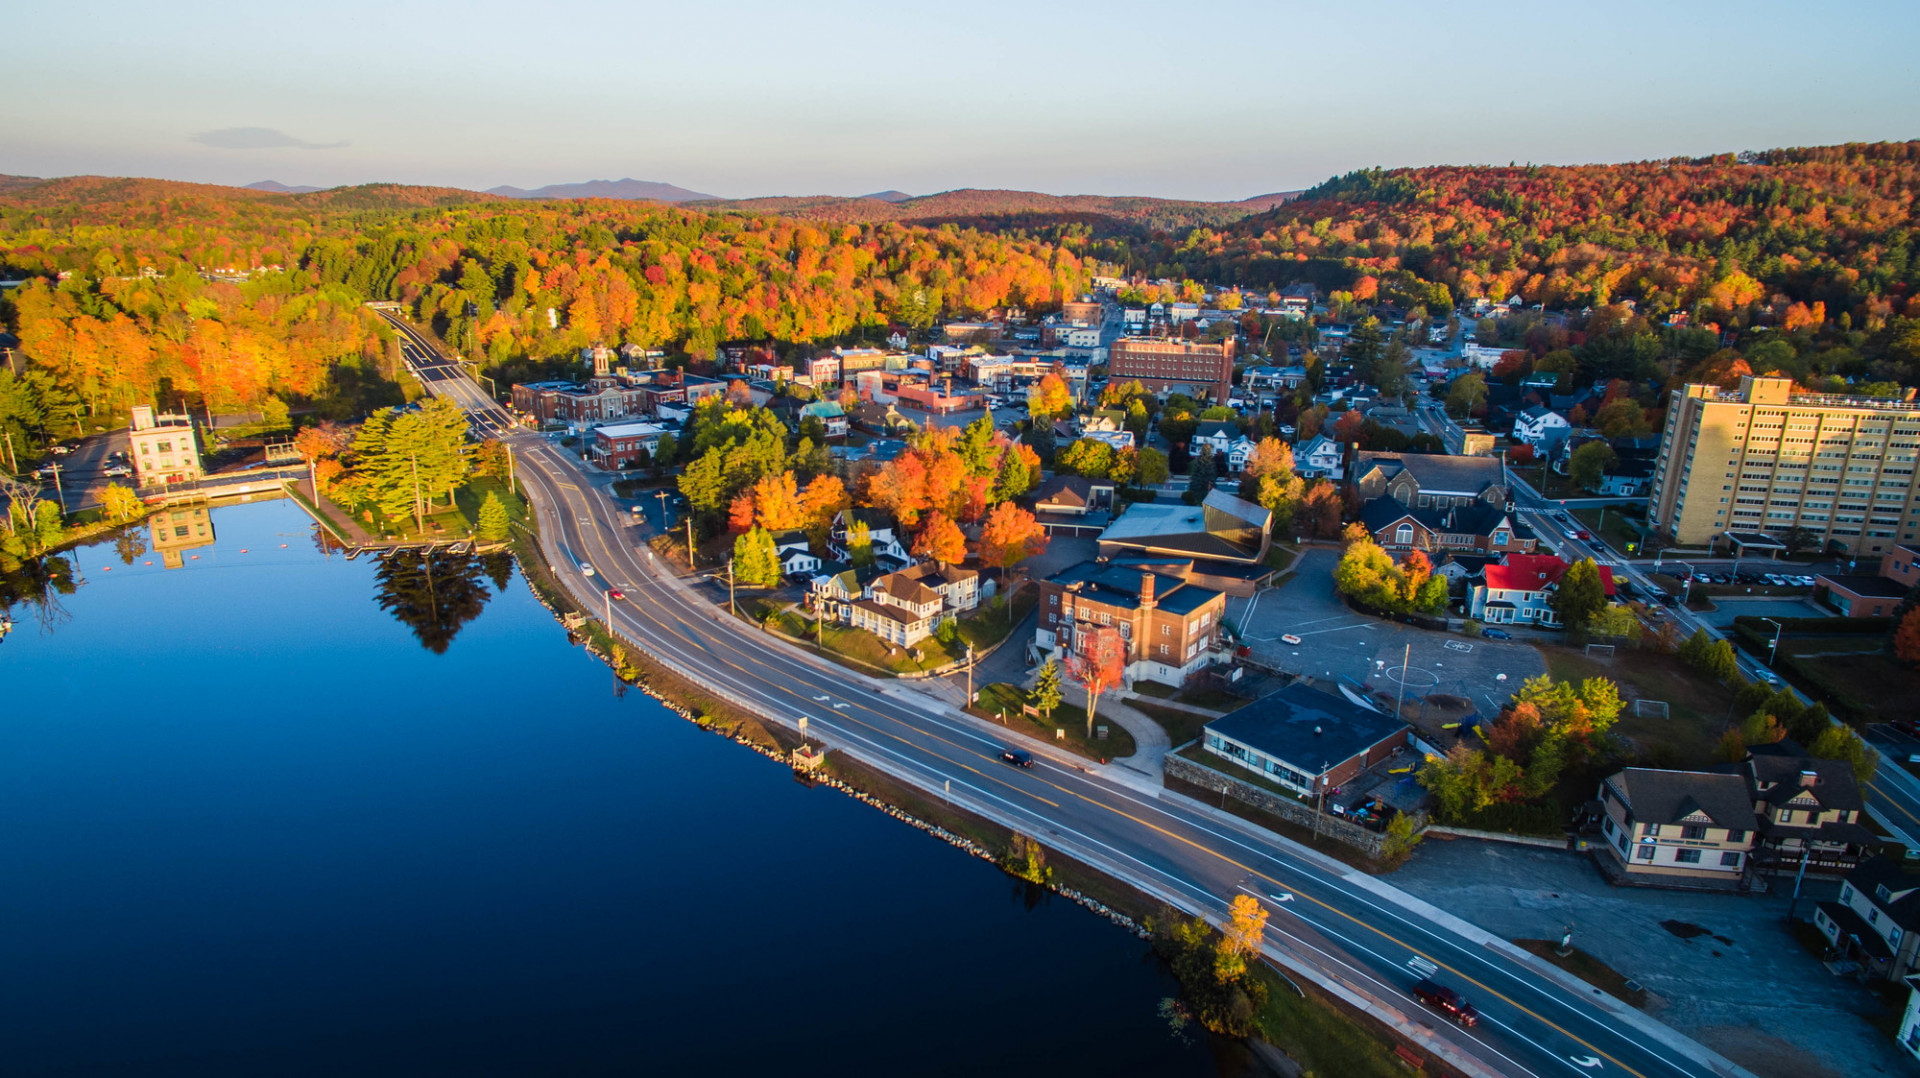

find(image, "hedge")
[1731,614,1894,635]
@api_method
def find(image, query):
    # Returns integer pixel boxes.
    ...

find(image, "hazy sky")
[7,0,1917,201]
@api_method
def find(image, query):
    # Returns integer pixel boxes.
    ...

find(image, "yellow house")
[1597,768,1760,886]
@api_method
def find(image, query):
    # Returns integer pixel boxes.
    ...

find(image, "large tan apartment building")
[127,406,202,488]
[1648,375,1920,556]
[1107,337,1234,401]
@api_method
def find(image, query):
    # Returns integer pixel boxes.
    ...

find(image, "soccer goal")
[1585,643,1617,661]
[1634,699,1670,720]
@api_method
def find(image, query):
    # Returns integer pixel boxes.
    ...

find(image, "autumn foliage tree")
[912,511,967,565]
[978,502,1048,574]
[1067,623,1126,741]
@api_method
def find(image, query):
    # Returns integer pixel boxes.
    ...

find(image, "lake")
[0,498,1237,1076]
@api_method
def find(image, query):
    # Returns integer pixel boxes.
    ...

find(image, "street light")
[1762,617,1784,668]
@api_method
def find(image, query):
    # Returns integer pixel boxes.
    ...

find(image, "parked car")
[1280,633,1302,645]
[1000,748,1033,768]
[1764,573,1785,586]
[102,464,133,477]
[49,444,73,456]
[1411,979,1480,1027]
[1482,628,1512,640]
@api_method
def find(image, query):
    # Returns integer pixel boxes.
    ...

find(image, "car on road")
[1000,748,1033,768]
[1481,628,1512,640]
[1280,633,1302,645]
[1411,978,1479,1027]
[49,444,73,456]
[580,562,595,577]
[31,464,58,479]
[608,589,625,601]
[1575,529,1591,540]
[103,464,133,477]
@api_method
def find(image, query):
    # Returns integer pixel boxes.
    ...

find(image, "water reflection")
[0,551,76,636]
[148,506,214,569]
[373,549,498,653]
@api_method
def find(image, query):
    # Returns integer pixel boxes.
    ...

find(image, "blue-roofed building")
[1034,560,1230,688]
[1202,683,1411,796]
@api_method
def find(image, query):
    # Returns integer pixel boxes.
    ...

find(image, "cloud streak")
[191,127,347,150]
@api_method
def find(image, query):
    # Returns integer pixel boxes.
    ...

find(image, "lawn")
[969,682,1136,761]
[1264,543,1299,572]
[1514,940,1648,1009]
[1780,650,1920,726]
[1252,963,1430,1078]
[1572,506,1645,554]
[1542,647,1735,767]
[1130,701,1211,747]
[777,587,1040,677]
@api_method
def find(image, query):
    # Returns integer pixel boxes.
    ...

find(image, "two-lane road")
[382,315,1752,1078]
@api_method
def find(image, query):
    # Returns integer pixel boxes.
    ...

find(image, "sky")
[7,0,1918,202]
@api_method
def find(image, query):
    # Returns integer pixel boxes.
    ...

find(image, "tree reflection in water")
[0,553,77,636]
[373,550,494,654]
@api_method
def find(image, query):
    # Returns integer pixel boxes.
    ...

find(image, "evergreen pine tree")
[476,491,510,540]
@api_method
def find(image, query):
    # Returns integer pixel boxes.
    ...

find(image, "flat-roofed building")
[148,505,214,568]
[1648,375,1920,556]
[1201,682,1410,796]
[128,406,202,487]
[1108,337,1234,402]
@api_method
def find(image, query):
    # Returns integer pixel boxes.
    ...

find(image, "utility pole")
[1314,761,1330,842]
[727,557,736,617]
[505,442,517,496]
[686,517,696,570]
[409,452,424,535]
[2,430,15,474]
[49,461,65,515]
[1764,617,1784,668]
[966,644,975,706]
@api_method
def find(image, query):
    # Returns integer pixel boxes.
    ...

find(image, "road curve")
[381,314,1755,1078]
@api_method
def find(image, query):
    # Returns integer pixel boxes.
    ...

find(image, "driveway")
[1391,839,1906,1078]
[1230,547,1545,718]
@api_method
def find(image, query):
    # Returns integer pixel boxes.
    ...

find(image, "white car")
[1281,633,1302,645]
[580,562,595,577]
[103,464,133,477]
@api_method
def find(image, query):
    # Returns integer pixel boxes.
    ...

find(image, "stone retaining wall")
[1166,752,1391,858]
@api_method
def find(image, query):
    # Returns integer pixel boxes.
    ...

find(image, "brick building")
[1034,562,1227,687]
[1107,337,1235,401]
[1201,683,1411,796]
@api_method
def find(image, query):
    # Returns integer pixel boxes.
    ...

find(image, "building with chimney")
[1034,561,1228,687]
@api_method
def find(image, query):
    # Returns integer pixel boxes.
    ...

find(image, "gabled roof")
[1355,451,1505,496]
[1483,553,1614,596]
[1739,741,1865,812]
[1360,496,1515,539]
[1194,420,1239,441]
[1605,768,1759,832]
[1035,473,1103,507]
[1844,858,1920,932]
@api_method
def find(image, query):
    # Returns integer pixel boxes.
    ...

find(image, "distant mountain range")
[860,190,913,203]
[691,188,1305,234]
[246,180,326,194]
[485,178,717,202]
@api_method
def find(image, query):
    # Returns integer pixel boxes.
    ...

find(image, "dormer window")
[1880,883,1894,903]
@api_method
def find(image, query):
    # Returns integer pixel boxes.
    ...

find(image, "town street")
[381,314,1755,1078]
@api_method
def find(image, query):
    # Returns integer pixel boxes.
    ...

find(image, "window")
[1726,829,1745,843]
[1674,848,1703,864]
[1681,825,1707,840]
[1635,845,1655,860]
[1720,852,1742,868]
[1161,625,1170,637]
[1395,524,1414,545]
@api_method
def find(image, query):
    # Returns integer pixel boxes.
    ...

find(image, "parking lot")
[1229,547,1546,718]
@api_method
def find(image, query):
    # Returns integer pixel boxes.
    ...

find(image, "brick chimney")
[1139,572,1156,610]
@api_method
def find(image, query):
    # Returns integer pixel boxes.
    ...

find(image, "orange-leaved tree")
[978,502,1048,621]
[1895,607,1920,664]
[913,511,967,565]
[1067,623,1126,740]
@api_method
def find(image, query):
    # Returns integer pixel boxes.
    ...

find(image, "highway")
[375,316,1753,1078]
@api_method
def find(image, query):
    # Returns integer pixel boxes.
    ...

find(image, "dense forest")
[0,176,1088,445]
[7,142,1920,455]
[1101,142,1920,337]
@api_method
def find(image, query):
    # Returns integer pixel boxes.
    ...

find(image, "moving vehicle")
[1000,748,1033,768]
[580,562,595,577]
[1575,529,1591,540]
[1411,978,1480,1027]
[1482,628,1512,640]
[103,463,133,477]
[608,589,625,601]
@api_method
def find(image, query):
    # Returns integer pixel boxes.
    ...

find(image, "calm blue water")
[0,499,1233,1077]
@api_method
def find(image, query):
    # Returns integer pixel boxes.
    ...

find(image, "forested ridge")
[0,177,1088,441]
[7,141,1920,452]
[1105,141,1920,335]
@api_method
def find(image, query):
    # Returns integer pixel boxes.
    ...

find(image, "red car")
[608,589,625,601]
